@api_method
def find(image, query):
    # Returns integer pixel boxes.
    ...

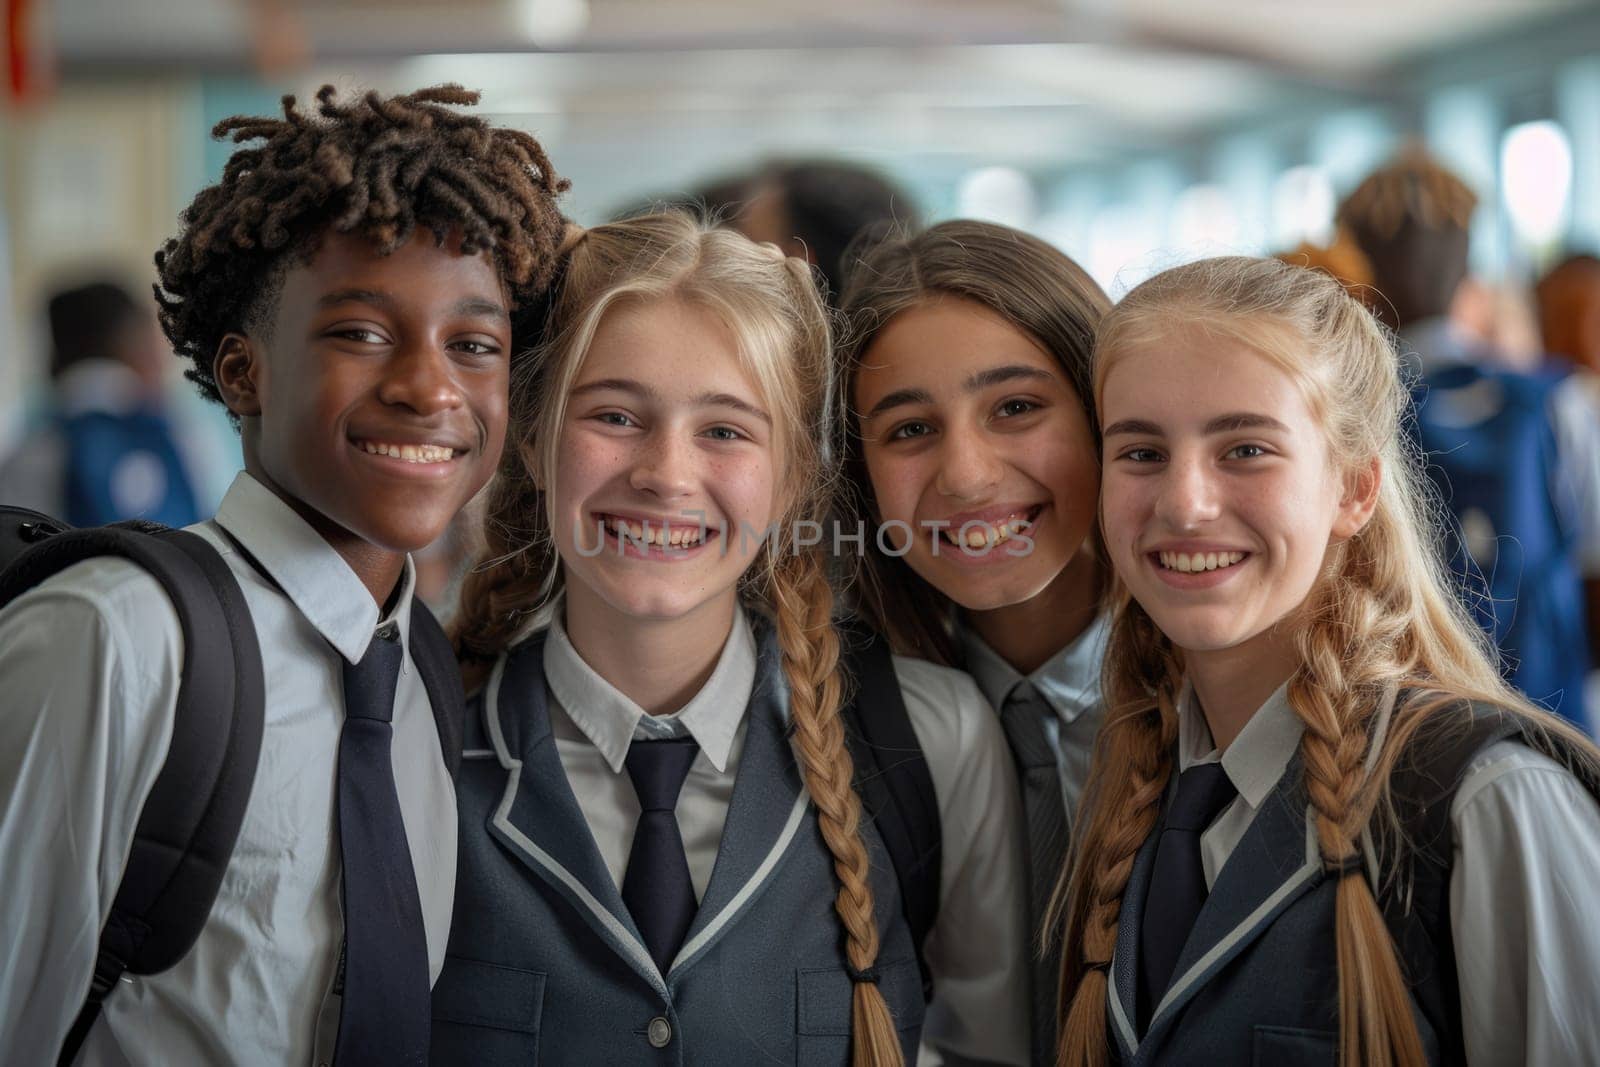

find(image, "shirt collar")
[1176,678,1304,810]
[960,611,1111,725]
[55,359,147,417]
[211,471,414,666]
[1398,316,1487,375]
[543,607,756,774]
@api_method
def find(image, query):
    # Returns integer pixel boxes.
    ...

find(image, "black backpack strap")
[0,523,265,1067]
[0,505,71,571]
[1378,701,1528,1066]
[409,598,466,781]
[837,620,942,1002]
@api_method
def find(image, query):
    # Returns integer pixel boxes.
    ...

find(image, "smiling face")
[853,296,1100,613]
[550,297,780,632]
[1099,327,1373,669]
[223,228,511,578]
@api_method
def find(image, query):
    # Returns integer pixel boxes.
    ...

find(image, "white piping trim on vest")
[485,654,668,995]
[462,748,495,760]
[485,655,513,769]
[1149,810,1321,1026]
[1109,952,1138,1055]
[669,788,812,974]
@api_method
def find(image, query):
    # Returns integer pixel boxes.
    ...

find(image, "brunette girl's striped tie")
[1000,683,1067,1065]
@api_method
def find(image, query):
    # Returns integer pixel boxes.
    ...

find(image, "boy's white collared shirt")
[541,607,1032,1066]
[0,470,456,1066]
[1172,680,1600,1063]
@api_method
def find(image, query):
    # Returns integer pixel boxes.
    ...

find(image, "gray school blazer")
[1105,752,1447,1066]
[430,629,927,1065]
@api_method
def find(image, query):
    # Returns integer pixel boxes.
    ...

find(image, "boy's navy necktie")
[334,626,430,1065]
[1138,761,1237,1033]
[621,736,700,974]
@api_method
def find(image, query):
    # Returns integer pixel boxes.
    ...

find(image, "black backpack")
[837,621,942,1003]
[0,505,465,1065]
[1379,700,1600,1065]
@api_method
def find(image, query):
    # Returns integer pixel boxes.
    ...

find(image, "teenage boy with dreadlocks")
[0,85,567,1064]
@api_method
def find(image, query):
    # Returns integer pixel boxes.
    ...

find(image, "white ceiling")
[42,0,1599,219]
[53,0,1582,70]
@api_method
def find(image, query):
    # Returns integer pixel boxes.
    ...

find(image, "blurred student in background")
[738,159,920,302]
[1275,227,1377,298]
[1538,253,1600,376]
[0,280,202,527]
[1537,252,1600,674]
[1341,151,1600,729]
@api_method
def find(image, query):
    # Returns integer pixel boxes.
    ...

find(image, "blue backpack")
[59,409,200,529]
[1409,362,1591,727]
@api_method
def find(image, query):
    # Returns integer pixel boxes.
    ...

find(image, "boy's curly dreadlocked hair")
[155,83,569,407]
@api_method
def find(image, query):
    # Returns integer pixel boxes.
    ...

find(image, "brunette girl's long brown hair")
[454,211,905,1065]
[1053,255,1600,1066]
[835,220,1111,665]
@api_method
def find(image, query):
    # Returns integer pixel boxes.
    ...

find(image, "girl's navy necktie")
[1138,761,1237,1032]
[621,736,701,974]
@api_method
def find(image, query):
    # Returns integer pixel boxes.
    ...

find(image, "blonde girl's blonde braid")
[1054,602,1181,1067]
[771,546,904,1066]
[1289,549,1428,1067]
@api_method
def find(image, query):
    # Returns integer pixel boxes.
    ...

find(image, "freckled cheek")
[555,438,631,510]
[863,454,928,525]
[1099,474,1154,531]
[705,455,778,524]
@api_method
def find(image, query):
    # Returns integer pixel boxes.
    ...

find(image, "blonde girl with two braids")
[438,212,1026,1065]
[1055,256,1600,1065]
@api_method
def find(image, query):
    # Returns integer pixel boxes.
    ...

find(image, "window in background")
[1309,108,1397,194]
[1034,173,1103,272]
[1556,58,1600,252]
[955,166,1038,231]
[1170,183,1240,261]
[1212,132,1281,256]
[1425,85,1504,279]
[1269,165,1335,251]
[1087,201,1161,298]
[1501,119,1573,260]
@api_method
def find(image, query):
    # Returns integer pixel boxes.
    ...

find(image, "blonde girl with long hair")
[1056,256,1600,1065]
[435,212,1026,1065]
[838,220,1110,1064]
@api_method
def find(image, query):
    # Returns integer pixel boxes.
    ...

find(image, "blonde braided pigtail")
[772,547,904,1066]
[1291,558,1427,1067]
[1053,601,1181,1066]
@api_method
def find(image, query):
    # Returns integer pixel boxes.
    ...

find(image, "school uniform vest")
[1104,751,1446,1066]
[431,629,927,1065]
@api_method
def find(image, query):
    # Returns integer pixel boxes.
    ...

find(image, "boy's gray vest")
[431,630,926,1065]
